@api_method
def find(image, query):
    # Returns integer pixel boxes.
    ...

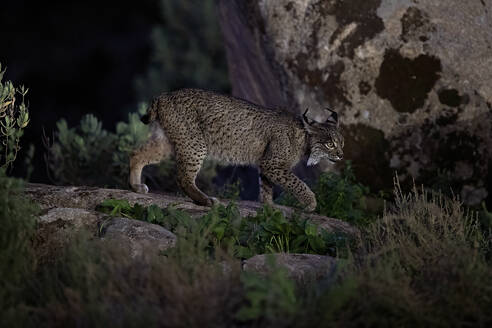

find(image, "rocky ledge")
[27,183,357,283]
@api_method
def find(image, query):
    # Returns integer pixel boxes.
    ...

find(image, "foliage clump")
[1,176,491,327]
[0,171,39,325]
[46,105,150,187]
[277,162,371,226]
[97,199,352,259]
[0,64,30,170]
[314,162,370,225]
[309,181,492,327]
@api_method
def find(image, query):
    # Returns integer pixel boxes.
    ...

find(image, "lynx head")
[303,107,344,166]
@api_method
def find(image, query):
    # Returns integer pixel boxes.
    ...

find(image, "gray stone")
[218,0,492,205]
[243,253,338,285]
[26,183,358,236]
[101,217,177,258]
[34,208,107,264]
[35,207,176,261]
[38,207,102,229]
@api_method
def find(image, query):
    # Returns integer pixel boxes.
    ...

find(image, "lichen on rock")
[219,0,492,205]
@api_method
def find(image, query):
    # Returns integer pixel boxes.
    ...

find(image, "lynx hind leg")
[260,162,317,212]
[129,123,173,193]
[259,174,274,205]
[174,139,218,207]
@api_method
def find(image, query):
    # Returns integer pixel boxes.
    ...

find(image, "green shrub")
[20,213,302,328]
[24,228,243,328]
[97,199,353,259]
[277,162,372,225]
[306,181,492,327]
[0,170,39,324]
[0,63,30,170]
[4,177,490,327]
[46,105,151,188]
[314,162,371,226]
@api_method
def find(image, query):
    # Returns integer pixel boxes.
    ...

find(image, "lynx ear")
[325,107,339,126]
[303,108,316,127]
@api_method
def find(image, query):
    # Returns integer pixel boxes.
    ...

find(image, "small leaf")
[146,204,165,223]
[304,223,318,236]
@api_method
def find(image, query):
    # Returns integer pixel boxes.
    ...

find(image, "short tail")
[141,113,150,124]
[141,97,159,125]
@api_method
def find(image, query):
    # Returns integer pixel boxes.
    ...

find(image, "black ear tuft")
[141,114,150,124]
[331,111,338,123]
[325,107,338,125]
[303,108,314,126]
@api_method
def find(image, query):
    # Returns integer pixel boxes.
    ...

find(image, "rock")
[34,206,176,262]
[243,253,338,285]
[26,183,358,235]
[218,0,492,205]
[38,207,102,231]
[101,217,176,258]
[34,208,106,264]
[28,184,357,266]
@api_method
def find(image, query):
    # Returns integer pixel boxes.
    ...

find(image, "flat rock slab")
[26,183,358,235]
[243,253,338,285]
[101,217,177,258]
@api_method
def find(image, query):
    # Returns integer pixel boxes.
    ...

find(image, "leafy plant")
[308,180,492,328]
[46,105,151,187]
[216,179,242,201]
[237,206,349,258]
[0,170,39,324]
[0,63,30,170]
[314,161,371,226]
[97,199,353,259]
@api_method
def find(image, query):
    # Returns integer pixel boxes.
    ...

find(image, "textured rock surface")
[26,183,358,235]
[243,253,338,284]
[38,207,102,230]
[101,217,176,258]
[218,0,492,205]
[34,206,177,262]
[35,208,105,264]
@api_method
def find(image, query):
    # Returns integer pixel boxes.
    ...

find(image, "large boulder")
[218,0,492,205]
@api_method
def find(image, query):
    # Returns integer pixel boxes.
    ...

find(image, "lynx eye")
[324,142,334,148]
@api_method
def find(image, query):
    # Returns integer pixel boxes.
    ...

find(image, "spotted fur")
[129,89,344,212]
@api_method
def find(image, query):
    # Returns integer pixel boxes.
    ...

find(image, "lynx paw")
[207,196,221,207]
[304,201,317,213]
[131,183,149,194]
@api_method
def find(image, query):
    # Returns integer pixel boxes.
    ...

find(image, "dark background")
[1,0,231,184]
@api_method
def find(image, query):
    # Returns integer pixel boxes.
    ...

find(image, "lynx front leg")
[129,124,173,193]
[260,162,317,212]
